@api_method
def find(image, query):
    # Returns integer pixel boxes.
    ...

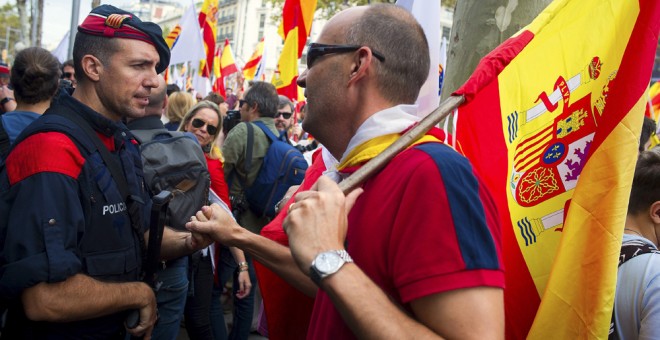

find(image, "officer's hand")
[126,284,158,339]
[186,204,242,246]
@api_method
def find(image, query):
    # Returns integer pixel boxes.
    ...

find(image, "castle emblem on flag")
[506,57,617,244]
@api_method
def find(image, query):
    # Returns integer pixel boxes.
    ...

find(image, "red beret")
[78,5,170,74]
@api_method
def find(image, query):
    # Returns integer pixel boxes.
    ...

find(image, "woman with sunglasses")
[178,101,252,339]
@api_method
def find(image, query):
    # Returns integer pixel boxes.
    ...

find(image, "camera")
[223,110,241,135]
[229,194,248,222]
[294,140,319,153]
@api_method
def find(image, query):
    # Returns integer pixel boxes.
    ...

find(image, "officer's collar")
[126,115,166,131]
[58,92,125,137]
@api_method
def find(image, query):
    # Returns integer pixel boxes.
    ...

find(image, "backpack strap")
[252,120,285,143]
[56,109,133,205]
[618,239,659,266]
[228,122,254,190]
[245,122,254,174]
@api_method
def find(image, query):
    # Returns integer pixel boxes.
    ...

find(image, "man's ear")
[347,47,374,85]
[81,54,103,82]
[649,201,660,224]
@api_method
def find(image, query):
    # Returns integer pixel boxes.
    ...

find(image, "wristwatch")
[310,250,353,285]
[0,97,13,106]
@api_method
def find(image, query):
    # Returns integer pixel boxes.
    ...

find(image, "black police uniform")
[0,93,151,338]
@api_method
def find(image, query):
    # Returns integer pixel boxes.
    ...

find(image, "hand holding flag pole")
[338,95,465,195]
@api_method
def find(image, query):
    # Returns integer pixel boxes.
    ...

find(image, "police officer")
[0,5,212,339]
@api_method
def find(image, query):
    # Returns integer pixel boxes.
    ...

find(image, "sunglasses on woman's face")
[191,118,218,135]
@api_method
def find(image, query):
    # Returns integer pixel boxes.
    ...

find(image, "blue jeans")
[151,257,188,340]
[212,245,256,340]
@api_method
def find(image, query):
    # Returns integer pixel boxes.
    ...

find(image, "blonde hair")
[166,91,195,123]
[178,100,224,160]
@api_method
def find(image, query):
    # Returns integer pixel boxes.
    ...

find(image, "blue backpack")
[243,121,307,218]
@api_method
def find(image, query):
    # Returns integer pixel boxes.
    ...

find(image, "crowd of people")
[0,2,658,340]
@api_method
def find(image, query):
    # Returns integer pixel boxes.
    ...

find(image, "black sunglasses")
[275,111,293,119]
[306,43,385,68]
[191,118,219,135]
[62,72,73,79]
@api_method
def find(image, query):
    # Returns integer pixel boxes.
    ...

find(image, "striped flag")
[451,0,660,338]
[272,27,299,100]
[198,0,219,78]
[165,25,181,49]
[243,38,265,80]
[213,39,239,97]
[278,0,316,57]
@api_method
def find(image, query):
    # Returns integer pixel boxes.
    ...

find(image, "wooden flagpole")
[338,95,465,195]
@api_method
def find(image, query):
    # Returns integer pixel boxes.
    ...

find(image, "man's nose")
[297,69,308,88]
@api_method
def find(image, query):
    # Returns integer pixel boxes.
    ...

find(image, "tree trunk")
[16,0,29,46]
[441,0,552,100]
[36,0,43,47]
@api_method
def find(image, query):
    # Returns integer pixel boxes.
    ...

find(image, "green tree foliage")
[0,4,22,63]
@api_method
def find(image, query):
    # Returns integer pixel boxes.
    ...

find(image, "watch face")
[315,252,343,274]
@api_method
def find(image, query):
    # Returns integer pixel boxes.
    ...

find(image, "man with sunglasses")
[61,59,76,88]
[275,95,295,138]
[188,4,504,339]
[221,81,281,339]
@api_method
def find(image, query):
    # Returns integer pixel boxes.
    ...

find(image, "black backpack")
[131,129,210,231]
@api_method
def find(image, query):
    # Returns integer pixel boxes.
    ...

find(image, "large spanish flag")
[452,0,660,338]
[198,0,219,78]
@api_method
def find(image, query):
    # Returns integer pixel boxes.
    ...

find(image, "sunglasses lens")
[192,118,218,135]
[307,51,317,67]
[277,112,292,119]
[192,118,204,128]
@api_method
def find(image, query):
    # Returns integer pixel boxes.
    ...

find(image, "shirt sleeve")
[0,133,86,299]
[0,172,84,299]
[389,145,504,303]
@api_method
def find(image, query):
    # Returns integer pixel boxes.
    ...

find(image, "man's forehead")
[317,6,366,42]
[116,38,159,59]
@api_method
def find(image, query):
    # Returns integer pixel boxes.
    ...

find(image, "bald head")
[337,4,429,104]
[145,75,168,117]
